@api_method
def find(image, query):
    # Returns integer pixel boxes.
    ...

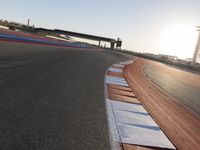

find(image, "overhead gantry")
[34,28,122,49]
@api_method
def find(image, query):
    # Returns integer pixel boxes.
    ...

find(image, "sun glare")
[159,23,197,59]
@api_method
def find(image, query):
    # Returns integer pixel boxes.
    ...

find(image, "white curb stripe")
[111,100,175,149]
[106,76,126,82]
[113,64,125,68]
[119,60,133,65]
[105,60,176,150]
[108,67,123,73]
[106,76,128,87]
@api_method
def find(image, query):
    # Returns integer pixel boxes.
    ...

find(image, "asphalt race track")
[0,42,131,150]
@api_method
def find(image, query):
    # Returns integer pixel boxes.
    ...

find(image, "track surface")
[144,61,200,115]
[0,42,131,150]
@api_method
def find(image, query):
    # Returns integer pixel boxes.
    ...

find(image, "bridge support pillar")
[111,42,115,49]
[98,40,101,47]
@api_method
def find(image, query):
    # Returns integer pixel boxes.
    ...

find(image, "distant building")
[186,58,193,62]
[193,27,200,63]
[158,54,178,62]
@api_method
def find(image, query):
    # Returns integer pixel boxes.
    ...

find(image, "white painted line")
[110,100,176,149]
[113,64,125,68]
[106,76,128,87]
[108,67,123,73]
[106,99,122,150]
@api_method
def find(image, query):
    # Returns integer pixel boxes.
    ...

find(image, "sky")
[1,0,200,59]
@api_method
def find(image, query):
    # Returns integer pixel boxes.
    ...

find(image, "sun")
[159,23,197,59]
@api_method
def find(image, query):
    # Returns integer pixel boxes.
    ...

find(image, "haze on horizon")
[1,0,200,59]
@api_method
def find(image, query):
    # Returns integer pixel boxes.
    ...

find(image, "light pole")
[192,26,200,64]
